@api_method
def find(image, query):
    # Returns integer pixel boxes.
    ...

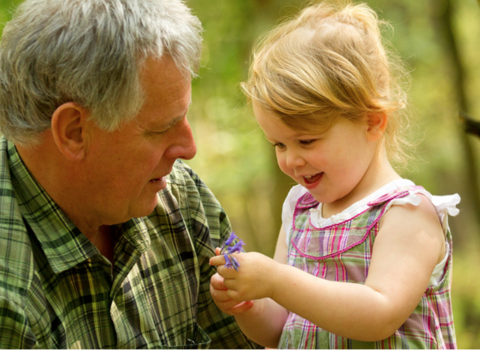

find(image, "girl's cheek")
[276,155,288,174]
[278,161,295,180]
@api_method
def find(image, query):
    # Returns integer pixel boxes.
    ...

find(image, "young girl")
[209,1,460,349]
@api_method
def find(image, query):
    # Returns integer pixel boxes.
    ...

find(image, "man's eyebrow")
[165,115,184,129]
[155,100,192,130]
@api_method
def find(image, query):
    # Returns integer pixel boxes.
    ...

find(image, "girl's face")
[253,101,379,208]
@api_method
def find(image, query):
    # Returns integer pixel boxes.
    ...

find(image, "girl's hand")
[209,273,254,315]
[209,251,280,301]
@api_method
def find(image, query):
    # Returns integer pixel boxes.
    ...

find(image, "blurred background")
[1,0,480,347]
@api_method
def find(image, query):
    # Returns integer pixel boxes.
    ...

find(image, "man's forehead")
[146,99,192,126]
[141,56,191,83]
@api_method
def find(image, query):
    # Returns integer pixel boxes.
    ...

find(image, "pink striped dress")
[278,181,459,349]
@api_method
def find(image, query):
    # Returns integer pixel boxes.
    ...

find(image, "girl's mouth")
[303,172,323,184]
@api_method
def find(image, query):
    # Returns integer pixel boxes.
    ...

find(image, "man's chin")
[105,195,160,225]
[131,195,160,219]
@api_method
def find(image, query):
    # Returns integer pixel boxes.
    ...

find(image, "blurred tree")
[428,0,480,230]
[460,112,480,138]
[460,0,480,139]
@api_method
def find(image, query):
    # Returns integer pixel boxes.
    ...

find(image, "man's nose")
[165,117,197,160]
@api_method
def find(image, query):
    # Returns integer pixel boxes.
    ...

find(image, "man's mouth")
[149,177,165,183]
[303,173,323,184]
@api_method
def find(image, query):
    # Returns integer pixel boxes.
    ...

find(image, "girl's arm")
[212,196,445,341]
[209,226,290,348]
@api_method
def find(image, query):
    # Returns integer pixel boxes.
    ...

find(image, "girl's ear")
[366,112,388,141]
[51,102,89,161]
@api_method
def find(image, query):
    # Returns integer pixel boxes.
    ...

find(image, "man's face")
[82,56,196,225]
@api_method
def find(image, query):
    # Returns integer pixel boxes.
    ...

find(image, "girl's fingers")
[209,254,226,266]
[216,265,238,279]
[222,276,238,291]
[211,288,232,303]
[218,298,245,310]
[210,273,227,290]
[229,301,254,314]
[215,247,221,256]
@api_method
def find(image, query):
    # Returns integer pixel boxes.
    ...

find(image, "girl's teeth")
[304,173,323,184]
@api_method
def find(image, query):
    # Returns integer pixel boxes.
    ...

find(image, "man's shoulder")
[156,160,229,244]
[168,159,203,188]
[0,137,38,307]
[0,212,39,317]
[0,202,37,309]
[167,160,216,202]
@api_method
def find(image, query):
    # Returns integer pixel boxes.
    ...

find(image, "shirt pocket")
[162,323,211,349]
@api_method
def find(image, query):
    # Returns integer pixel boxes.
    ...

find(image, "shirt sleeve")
[176,161,262,349]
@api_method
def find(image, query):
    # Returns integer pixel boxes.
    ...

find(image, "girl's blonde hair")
[241,1,411,165]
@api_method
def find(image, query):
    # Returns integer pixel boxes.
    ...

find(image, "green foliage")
[0,0,17,36]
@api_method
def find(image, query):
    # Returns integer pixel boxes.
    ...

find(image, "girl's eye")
[272,142,286,149]
[299,139,316,145]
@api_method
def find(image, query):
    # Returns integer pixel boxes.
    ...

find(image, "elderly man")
[0,0,258,348]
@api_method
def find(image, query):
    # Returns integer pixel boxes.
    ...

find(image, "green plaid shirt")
[0,137,258,349]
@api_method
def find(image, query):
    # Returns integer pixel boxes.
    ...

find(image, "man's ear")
[51,102,89,160]
[366,112,388,141]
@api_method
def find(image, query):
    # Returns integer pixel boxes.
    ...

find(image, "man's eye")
[149,129,168,137]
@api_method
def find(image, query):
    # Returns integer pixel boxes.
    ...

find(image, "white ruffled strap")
[431,194,461,217]
[390,191,460,216]
[389,191,461,234]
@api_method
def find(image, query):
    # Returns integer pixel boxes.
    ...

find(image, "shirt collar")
[7,141,99,273]
[7,141,151,273]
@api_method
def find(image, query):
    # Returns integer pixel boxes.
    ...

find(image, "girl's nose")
[164,117,197,160]
[285,149,305,169]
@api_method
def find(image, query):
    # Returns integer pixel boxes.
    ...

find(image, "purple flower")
[223,253,233,269]
[223,232,237,247]
[227,239,245,254]
[230,256,239,271]
[219,232,244,270]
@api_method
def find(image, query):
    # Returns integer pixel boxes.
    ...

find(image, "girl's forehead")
[253,101,285,128]
[254,106,317,141]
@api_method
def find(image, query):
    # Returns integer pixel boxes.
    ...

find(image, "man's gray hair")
[0,0,203,144]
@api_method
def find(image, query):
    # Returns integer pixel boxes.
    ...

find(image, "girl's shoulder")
[368,181,461,228]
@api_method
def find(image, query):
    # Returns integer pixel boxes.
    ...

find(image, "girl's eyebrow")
[263,135,277,143]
